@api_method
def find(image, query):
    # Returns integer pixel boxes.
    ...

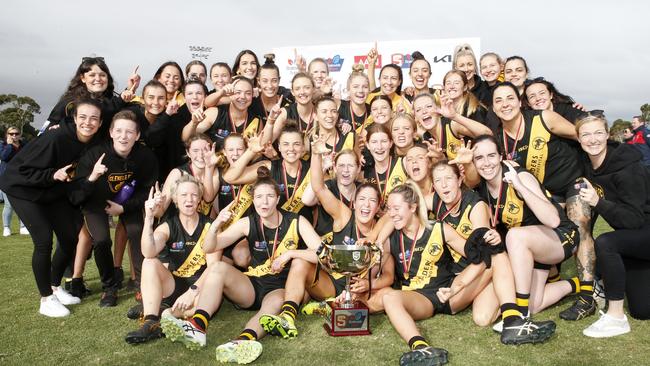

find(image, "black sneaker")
[559,297,597,321]
[125,319,164,344]
[69,278,92,299]
[500,317,556,345]
[114,267,125,289]
[99,288,118,307]
[126,278,138,291]
[399,346,449,366]
[127,303,144,320]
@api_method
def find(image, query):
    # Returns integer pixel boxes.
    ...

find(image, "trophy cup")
[317,243,381,336]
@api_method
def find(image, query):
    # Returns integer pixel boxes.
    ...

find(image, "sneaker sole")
[125,332,163,344]
[399,349,449,366]
[583,327,631,338]
[216,342,263,364]
[259,315,297,339]
[160,316,205,350]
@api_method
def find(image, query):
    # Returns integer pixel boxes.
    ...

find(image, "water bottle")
[114,180,136,205]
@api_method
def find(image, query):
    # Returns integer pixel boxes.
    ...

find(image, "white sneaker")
[492,319,504,333]
[19,227,29,235]
[39,295,70,317]
[52,286,81,305]
[593,279,607,310]
[583,311,630,338]
[3,227,10,237]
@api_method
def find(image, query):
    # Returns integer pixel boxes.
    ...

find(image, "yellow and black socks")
[500,303,522,326]
[190,309,210,332]
[547,272,561,283]
[238,329,258,341]
[578,280,594,302]
[516,292,530,316]
[144,314,160,322]
[567,277,580,294]
[408,336,430,350]
[280,301,298,321]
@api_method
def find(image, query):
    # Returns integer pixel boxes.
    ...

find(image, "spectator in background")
[0,127,28,236]
[627,115,650,166]
[621,125,634,143]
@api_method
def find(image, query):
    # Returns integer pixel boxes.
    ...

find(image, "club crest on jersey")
[254,241,268,251]
[532,137,547,150]
[507,202,520,214]
[170,241,185,251]
[428,242,442,256]
[460,223,472,236]
[285,239,297,250]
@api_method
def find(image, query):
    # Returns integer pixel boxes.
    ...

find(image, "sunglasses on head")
[577,109,605,120]
[82,56,105,63]
[523,77,545,87]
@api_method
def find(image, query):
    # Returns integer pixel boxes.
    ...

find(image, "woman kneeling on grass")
[159,167,323,364]
[124,175,231,344]
[575,113,650,337]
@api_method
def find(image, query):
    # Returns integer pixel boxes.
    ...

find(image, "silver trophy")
[318,243,381,336]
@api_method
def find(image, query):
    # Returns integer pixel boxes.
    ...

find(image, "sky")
[1,0,649,128]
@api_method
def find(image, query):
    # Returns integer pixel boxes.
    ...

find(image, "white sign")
[272,37,480,95]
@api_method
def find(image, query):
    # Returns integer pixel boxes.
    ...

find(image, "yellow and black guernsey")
[208,104,262,149]
[423,119,464,161]
[497,109,581,197]
[245,210,305,287]
[431,189,484,274]
[363,156,407,204]
[314,179,356,240]
[479,164,579,257]
[389,222,454,291]
[164,214,212,282]
[285,103,315,133]
[217,170,253,229]
[271,159,313,221]
[324,130,356,154]
[338,100,370,134]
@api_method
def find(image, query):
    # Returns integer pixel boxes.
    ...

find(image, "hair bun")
[411,51,425,60]
[264,53,276,65]
[351,63,365,73]
[257,165,271,179]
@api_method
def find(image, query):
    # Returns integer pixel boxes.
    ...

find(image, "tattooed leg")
[566,195,594,281]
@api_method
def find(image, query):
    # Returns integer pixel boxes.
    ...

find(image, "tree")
[640,103,650,123]
[610,118,631,142]
[0,94,41,139]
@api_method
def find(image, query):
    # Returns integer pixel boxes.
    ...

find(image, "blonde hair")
[452,43,479,77]
[388,180,432,230]
[575,115,609,134]
[170,174,203,204]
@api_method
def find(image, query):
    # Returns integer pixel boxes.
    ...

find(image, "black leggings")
[84,209,144,290]
[595,226,650,320]
[8,195,82,297]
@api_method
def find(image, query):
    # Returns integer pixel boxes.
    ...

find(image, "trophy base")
[323,301,371,336]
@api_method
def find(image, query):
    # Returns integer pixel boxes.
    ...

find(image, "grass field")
[0,209,648,366]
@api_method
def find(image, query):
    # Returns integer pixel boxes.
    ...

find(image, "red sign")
[353,55,382,69]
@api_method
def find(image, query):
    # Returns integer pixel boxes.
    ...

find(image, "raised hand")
[246,131,265,153]
[53,163,74,182]
[88,153,107,182]
[310,134,330,155]
[434,93,457,120]
[144,182,164,218]
[294,48,307,73]
[127,65,141,92]
[367,41,378,67]
[205,142,219,169]
[267,95,284,123]
[166,91,180,115]
[191,100,206,123]
[448,140,474,165]
[221,82,235,97]
[502,161,522,188]
[423,138,445,161]
[320,77,336,95]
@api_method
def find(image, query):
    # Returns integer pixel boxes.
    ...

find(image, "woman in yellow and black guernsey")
[223,123,314,222]
[161,167,322,364]
[412,72,492,161]
[338,65,371,134]
[363,123,408,206]
[182,76,263,150]
[472,135,579,320]
[491,82,596,320]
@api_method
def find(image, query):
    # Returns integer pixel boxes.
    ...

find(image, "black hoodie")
[0,122,96,203]
[68,140,158,213]
[582,142,650,229]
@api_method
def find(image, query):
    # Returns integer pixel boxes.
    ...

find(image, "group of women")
[2,44,649,366]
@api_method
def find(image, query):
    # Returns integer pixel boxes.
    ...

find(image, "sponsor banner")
[272,37,480,95]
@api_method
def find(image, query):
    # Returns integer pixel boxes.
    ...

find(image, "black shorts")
[161,275,195,307]
[412,275,454,315]
[534,224,579,270]
[233,276,285,311]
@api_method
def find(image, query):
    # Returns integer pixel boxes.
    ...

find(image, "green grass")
[0,209,648,366]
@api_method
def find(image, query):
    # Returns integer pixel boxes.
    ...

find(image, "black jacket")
[47,94,126,138]
[69,140,158,213]
[582,142,650,229]
[0,122,96,202]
